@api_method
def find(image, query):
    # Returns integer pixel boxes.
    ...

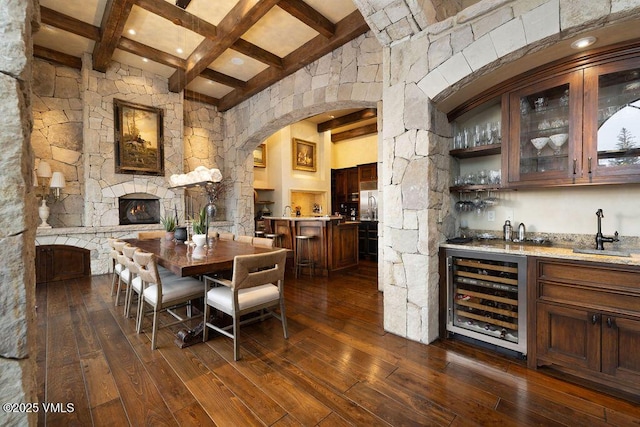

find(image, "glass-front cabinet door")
[583,57,640,183]
[506,71,583,186]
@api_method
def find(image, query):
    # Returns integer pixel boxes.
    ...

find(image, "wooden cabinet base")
[36,245,91,284]
[529,257,640,398]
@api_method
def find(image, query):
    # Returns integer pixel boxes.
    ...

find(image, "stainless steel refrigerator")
[359,181,378,220]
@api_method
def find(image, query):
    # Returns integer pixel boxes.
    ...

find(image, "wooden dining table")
[122,238,276,277]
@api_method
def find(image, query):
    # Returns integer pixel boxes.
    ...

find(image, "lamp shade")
[37,161,52,178]
[50,171,66,189]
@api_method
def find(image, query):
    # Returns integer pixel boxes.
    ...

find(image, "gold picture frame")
[292,138,317,172]
[114,99,164,175]
[253,143,266,168]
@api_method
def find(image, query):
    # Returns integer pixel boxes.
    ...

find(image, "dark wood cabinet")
[529,257,640,396]
[358,221,378,259]
[36,245,91,284]
[358,162,377,182]
[331,166,360,216]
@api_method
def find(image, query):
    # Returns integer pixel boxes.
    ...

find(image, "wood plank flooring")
[36,261,640,426]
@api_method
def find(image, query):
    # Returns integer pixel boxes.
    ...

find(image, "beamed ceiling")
[34,0,371,113]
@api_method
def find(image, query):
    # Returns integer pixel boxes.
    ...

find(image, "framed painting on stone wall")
[292,138,316,172]
[253,144,266,168]
[114,99,164,176]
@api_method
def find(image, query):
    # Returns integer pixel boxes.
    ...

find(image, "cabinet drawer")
[538,259,640,291]
[539,281,640,314]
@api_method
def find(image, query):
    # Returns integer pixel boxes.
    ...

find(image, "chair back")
[138,231,165,239]
[133,250,160,286]
[218,232,235,241]
[235,235,253,244]
[122,244,139,274]
[108,238,121,261]
[252,237,274,248]
[114,241,129,267]
[231,249,287,291]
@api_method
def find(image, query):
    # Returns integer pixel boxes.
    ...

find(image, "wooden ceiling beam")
[34,45,83,69]
[40,6,100,41]
[278,0,335,38]
[169,0,280,93]
[317,108,377,132]
[218,10,369,111]
[200,68,246,89]
[134,0,216,39]
[117,37,186,69]
[184,89,219,106]
[231,38,283,69]
[331,123,378,143]
[93,0,136,72]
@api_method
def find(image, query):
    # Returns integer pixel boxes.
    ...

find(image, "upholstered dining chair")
[133,250,204,350]
[235,235,253,244]
[218,232,235,241]
[203,249,288,361]
[121,244,141,318]
[108,238,124,299]
[112,240,131,307]
[138,230,166,239]
[252,237,274,248]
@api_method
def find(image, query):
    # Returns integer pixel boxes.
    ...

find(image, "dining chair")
[218,232,235,241]
[235,235,253,244]
[203,249,288,361]
[252,237,274,248]
[133,250,204,350]
[113,240,131,307]
[138,230,165,239]
[108,238,124,298]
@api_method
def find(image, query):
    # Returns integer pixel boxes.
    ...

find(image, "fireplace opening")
[119,194,160,225]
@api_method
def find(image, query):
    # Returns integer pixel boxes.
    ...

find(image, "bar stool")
[264,232,282,247]
[255,230,265,238]
[295,235,314,278]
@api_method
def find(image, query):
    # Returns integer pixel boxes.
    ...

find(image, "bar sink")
[572,247,631,257]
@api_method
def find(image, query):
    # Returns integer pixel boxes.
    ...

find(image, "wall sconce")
[35,160,65,228]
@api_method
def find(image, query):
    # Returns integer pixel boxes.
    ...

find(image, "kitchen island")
[265,216,359,276]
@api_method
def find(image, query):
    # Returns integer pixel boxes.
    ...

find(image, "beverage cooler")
[445,248,527,355]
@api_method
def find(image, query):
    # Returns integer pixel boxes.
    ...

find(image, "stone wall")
[31,59,83,227]
[221,32,383,237]
[183,100,227,221]
[82,53,185,228]
[0,1,38,425]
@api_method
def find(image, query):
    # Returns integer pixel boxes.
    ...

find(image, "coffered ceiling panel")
[34,0,370,111]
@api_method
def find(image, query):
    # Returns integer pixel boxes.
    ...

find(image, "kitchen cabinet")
[358,162,377,182]
[36,245,91,284]
[529,257,640,396]
[505,52,640,187]
[358,221,378,259]
[449,41,640,189]
[331,167,359,216]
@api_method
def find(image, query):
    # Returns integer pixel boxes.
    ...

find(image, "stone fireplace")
[119,193,160,225]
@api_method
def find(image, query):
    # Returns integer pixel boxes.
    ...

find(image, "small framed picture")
[253,144,266,168]
[292,138,316,172]
[113,99,164,175]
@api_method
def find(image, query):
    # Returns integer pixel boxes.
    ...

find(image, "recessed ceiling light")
[142,57,149,63]
[571,36,596,49]
[230,57,244,65]
[176,47,184,54]
[128,29,136,36]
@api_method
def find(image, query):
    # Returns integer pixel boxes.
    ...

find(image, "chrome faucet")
[283,205,292,217]
[595,209,619,250]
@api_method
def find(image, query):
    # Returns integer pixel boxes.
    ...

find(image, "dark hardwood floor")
[36,260,640,426]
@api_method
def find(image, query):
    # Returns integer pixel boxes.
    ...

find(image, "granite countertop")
[440,239,640,267]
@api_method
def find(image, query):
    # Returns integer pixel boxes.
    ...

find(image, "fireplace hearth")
[119,194,160,225]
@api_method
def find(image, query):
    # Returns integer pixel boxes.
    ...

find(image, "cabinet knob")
[607,317,614,328]
[591,314,599,324]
